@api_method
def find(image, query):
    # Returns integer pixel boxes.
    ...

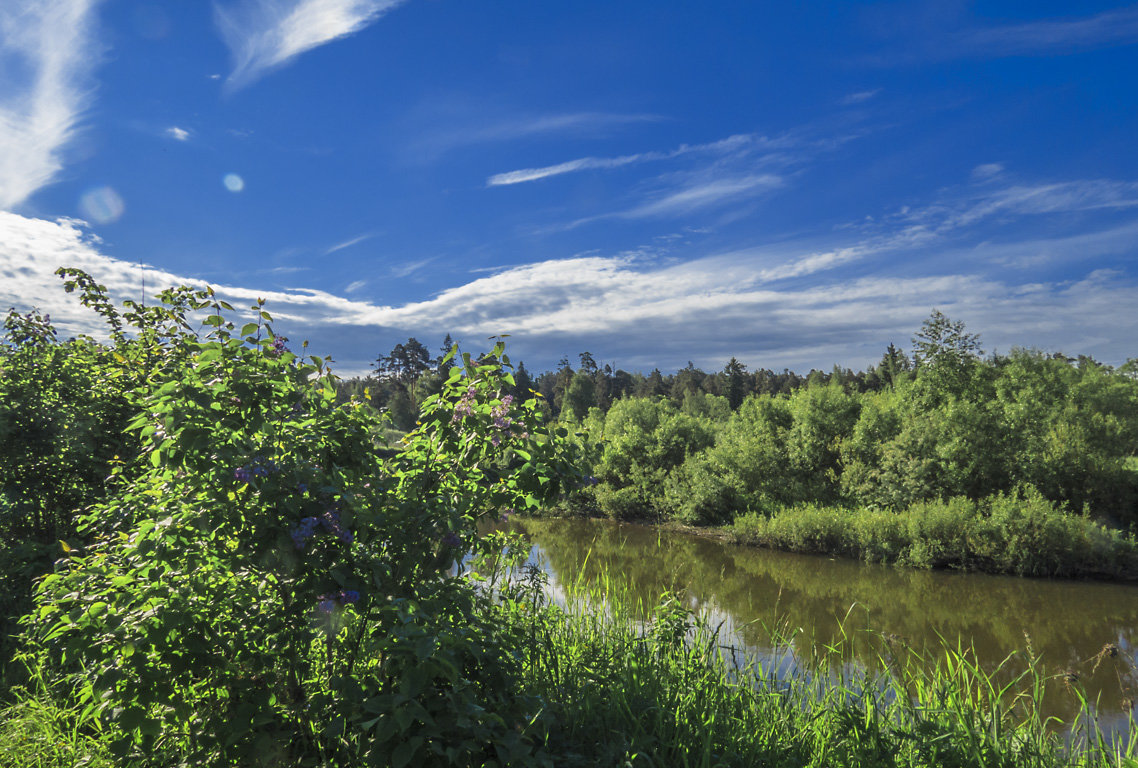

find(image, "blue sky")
[2,1,1137,375]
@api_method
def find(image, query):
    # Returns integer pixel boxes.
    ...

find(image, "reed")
[495,565,1138,768]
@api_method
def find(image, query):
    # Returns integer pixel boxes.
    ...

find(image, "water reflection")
[508,517,1138,726]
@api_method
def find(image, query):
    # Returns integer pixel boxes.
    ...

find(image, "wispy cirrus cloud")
[402,107,663,162]
[324,232,375,255]
[901,178,1138,233]
[0,0,104,210]
[959,5,1138,56]
[214,0,407,90]
[487,134,758,187]
[164,126,191,141]
[621,174,784,219]
[839,89,880,105]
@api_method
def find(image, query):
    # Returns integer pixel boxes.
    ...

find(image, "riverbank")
[5,573,1136,768]
[543,484,1138,582]
[505,575,1136,768]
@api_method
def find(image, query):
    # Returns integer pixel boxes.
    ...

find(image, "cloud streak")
[487,134,757,187]
[960,6,1138,56]
[214,0,407,90]
[0,0,103,209]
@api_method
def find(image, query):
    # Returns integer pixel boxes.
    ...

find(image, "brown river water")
[500,516,1138,733]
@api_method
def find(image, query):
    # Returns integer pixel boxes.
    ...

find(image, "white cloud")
[0,0,103,209]
[404,109,664,162]
[487,134,758,187]
[839,89,881,105]
[165,126,191,141]
[622,174,783,219]
[324,232,374,255]
[960,6,1138,55]
[214,0,407,90]
[5,178,1137,378]
[906,179,1138,232]
[971,162,1004,181]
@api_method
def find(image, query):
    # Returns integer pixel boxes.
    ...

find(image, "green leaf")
[240,323,259,337]
[391,738,422,768]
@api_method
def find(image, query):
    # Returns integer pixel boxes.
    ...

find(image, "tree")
[724,357,748,410]
[436,333,458,373]
[375,338,432,384]
[578,351,598,375]
[911,310,983,401]
[877,343,910,388]
[912,310,982,369]
[563,371,597,422]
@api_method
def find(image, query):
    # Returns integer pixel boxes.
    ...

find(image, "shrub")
[25,283,577,766]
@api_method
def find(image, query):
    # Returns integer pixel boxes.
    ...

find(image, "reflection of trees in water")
[513,517,1138,720]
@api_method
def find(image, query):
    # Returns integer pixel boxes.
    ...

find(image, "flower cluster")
[320,508,354,543]
[489,394,528,447]
[440,531,462,548]
[291,516,319,549]
[233,456,280,483]
[291,508,353,550]
[269,336,288,355]
[451,385,478,423]
[316,589,361,613]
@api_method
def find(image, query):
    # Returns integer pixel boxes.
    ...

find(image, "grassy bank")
[728,489,1138,580]
[5,571,1136,768]
[506,569,1135,767]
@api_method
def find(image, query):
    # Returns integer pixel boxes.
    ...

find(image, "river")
[501,516,1138,731]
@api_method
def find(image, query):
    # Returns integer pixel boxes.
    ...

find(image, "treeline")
[344,331,912,428]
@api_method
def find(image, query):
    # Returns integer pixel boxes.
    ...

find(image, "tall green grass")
[497,565,1137,768]
[730,488,1138,579]
[0,665,113,768]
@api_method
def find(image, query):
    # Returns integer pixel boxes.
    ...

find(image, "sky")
[2,0,1137,377]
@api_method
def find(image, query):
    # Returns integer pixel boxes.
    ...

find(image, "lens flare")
[223,173,245,192]
[78,186,125,223]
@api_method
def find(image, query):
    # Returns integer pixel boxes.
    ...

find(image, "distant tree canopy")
[344,314,1138,500]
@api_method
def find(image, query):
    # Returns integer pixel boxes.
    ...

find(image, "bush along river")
[500,516,1138,734]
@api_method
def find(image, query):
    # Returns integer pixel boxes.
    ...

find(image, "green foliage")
[19,275,577,766]
[587,398,716,519]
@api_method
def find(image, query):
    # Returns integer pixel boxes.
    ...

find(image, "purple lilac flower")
[317,595,337,613]
[271,336,288,354]
[340,590,360,604]
[320,509,341,534]
[441,532,462,548]
[234,466,253,483]
[291,516,319,549]
[501,394,513,406]
[490,434,502,448]
[318,509,354,543]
